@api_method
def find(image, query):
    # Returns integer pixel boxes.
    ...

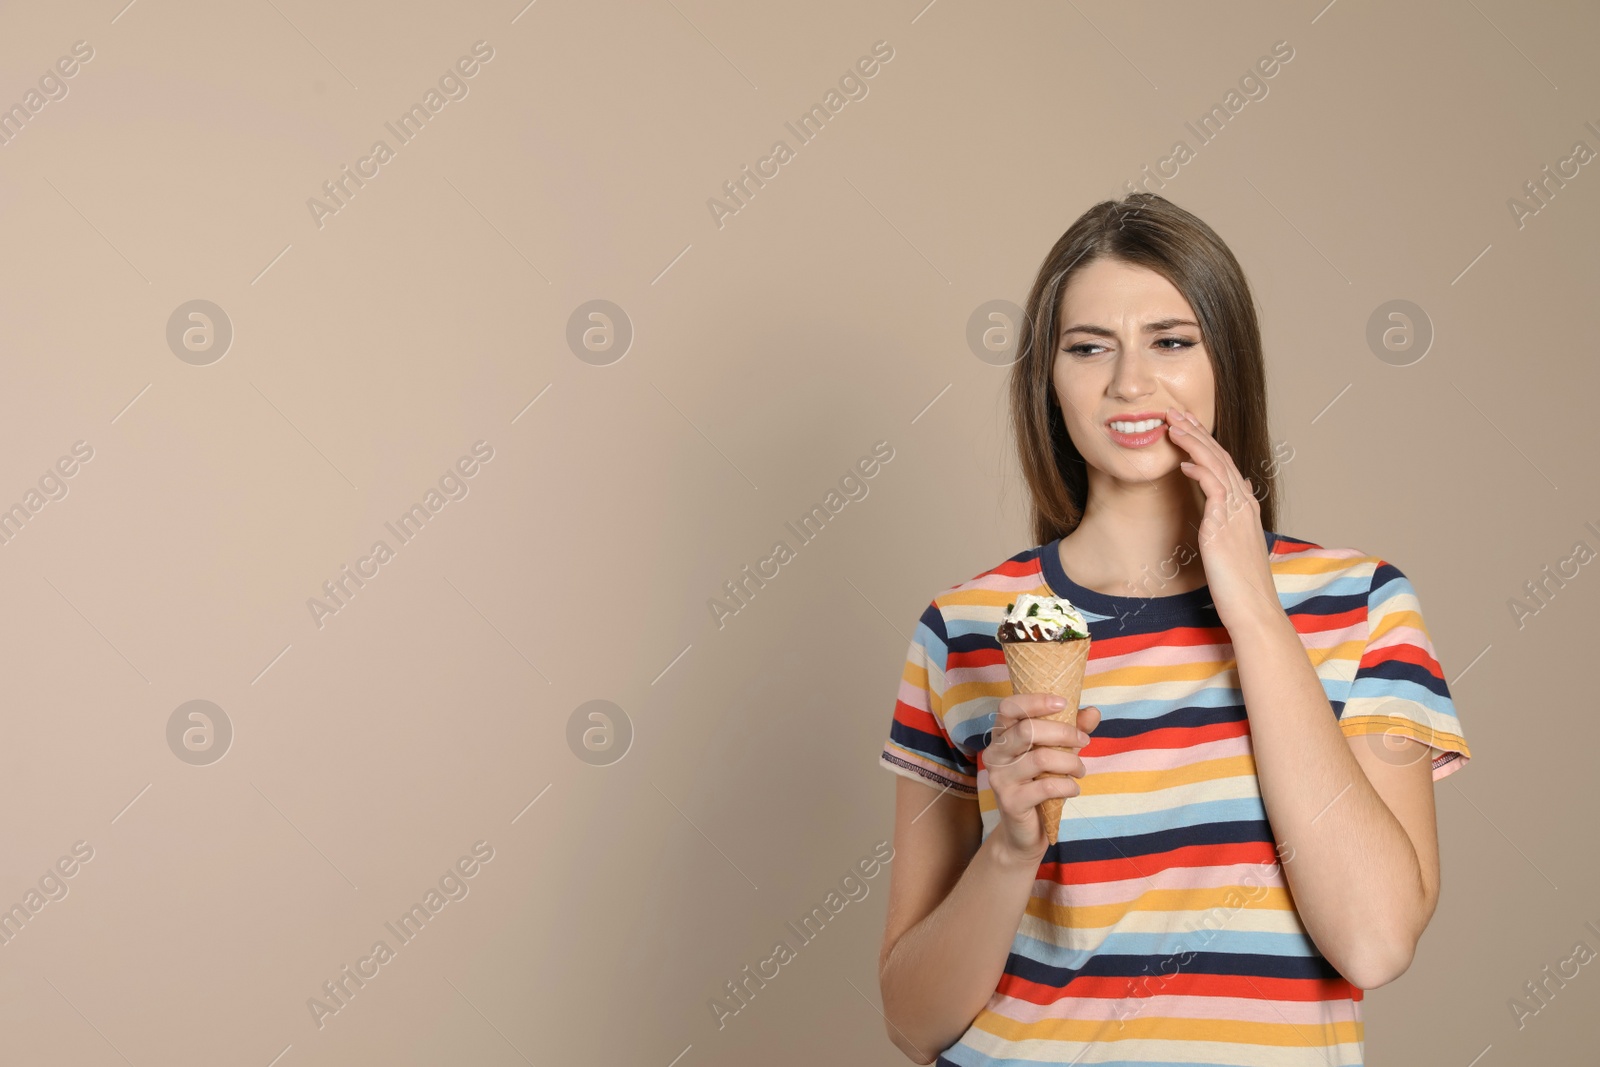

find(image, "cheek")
[1052,367,1094,420]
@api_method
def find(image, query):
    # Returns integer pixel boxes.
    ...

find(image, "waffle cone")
[1001,636,1091,843]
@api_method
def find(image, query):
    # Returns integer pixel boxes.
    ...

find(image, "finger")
[1178,457,1228,505]
[989,703,1059,760]
[1170,407,1227,458]
[998,692,1074,724]
[993,716,1091,775]
[991,715,1089,774]
[994,747,1076,787]
[1078,705,1102,737]
[1166,413,1223,471]
[1013,718,1085,752]
[997,772,1078,820]
[984,723,1036,772]
[1024,747,1086,779]
[1012,773,1080,812]
[1170,409,1242,491]
[1174,409,1252,505]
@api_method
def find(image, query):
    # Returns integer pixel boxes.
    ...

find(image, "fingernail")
[1048,697,1067,709]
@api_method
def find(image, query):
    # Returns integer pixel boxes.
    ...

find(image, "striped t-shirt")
[879,530,1471,1067]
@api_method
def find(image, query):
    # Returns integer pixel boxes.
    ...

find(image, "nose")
[1108,345,1155,402]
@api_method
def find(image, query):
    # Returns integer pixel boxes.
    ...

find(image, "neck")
[1061,470,1209,598]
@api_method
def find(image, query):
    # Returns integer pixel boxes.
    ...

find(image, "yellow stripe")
[1340,717,1469,754]
[1080,753,1257,796]
[944,678,1015,707]
[975,1011,1362,1046]
[1368,605,1428,643]
[1088,658,1232,688]
[1026,885,1296,927]
[1271,551,1375,577]
[1309,637,1364,670]
[940,585,1049,610]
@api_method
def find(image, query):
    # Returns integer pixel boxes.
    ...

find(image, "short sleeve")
[879,600,979,796]
[1337,560,1472,781]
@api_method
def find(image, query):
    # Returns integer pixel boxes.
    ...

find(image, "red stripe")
[890,698,941,734]
[998,970,1359,1005]
[1083,717,1247,756]
[948,645,1007,671]
[1359,641,1441,676]
[1286,605,1363,635]
[1040,840,1280,884]
[1089,625,1226,656]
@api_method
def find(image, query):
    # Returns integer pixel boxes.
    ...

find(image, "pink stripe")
[1082,734,1251,774]
[1090,643,1231,671]
[947,663,1010,686]
[992,990,1360,1027]
[951,572,1046,594]
[1036,860,1285,907]
[1365,623,1433,653]
[1298,623,1363,650]
[895,679,932,711]
[1283,546,1367,563]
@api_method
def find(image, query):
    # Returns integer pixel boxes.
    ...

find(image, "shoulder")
[926,544,1049,614]
[1269,532,1429,621]
[1268,531,1394,586]
[913,544,1050,655]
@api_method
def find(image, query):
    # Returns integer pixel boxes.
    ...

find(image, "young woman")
[875,194,1471,1066]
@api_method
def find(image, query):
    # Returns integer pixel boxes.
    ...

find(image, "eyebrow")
[1060,318,1199,337]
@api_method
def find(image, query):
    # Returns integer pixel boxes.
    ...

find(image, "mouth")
[1104,412,1169,448]
[1104,412,1167,434]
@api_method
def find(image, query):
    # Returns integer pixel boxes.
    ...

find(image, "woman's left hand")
[1166,406,1283,629]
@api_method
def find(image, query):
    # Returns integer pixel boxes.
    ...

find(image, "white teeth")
[1110,418,1163,433]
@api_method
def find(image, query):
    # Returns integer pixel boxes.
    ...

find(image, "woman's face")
[1051,257,1216,485]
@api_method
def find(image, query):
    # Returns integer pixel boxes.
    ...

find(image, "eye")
[1155,338,1198,350]
[1062,343,1103,357]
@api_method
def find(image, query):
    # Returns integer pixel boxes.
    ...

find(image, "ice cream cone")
[1001,637,1091,843]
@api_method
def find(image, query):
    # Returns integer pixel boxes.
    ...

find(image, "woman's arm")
[1227,603,1440,988]
[877,777,1045,1063]
[1163,405,1441,988]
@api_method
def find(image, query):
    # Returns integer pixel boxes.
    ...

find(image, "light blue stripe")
[1013,927,1324,971]
[1287,573,1372,602]
[1058,796,1267,841]
[1080,688,1244,721]
[945,616,1009,642]
[913,619,948,674]
[943,1058,1359,1067]
[1346,676,1458,722]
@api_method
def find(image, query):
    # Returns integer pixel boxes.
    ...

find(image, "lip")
[1104,411,1169,449]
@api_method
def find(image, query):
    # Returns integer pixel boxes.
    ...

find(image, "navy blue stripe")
[1088,702,1247,740]
[1052,819,1274,865]
[887,720,978,777]
[1006,948,1346,986]
[1354,657,1450,698]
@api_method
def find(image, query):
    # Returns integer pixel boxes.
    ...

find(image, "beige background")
[0,0,1593,1063]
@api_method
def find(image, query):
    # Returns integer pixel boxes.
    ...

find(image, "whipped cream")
[998,593,1089,641]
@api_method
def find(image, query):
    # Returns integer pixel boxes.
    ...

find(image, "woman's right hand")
[985,695,1102,862]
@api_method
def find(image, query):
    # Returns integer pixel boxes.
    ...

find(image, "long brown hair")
[1009,193,1280,546]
